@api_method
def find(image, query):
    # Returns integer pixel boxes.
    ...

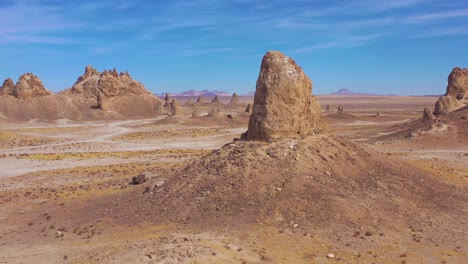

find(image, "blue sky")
[1,0,467,95]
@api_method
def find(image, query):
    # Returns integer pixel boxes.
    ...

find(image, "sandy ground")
[0,95,467,263]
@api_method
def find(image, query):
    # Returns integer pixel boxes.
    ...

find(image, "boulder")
[243,51,323,141]
[325,104,331,111]
[132,174,149,185]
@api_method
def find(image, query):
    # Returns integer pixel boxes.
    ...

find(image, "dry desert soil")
[0,95,467,264]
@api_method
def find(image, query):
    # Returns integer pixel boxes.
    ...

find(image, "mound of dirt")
[434,67,468,115]
[243,51,323,141]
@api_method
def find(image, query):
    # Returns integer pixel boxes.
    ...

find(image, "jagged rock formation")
[325,104,331,111]
[184,99,194,106]
[196,95,204,104]
[434,67,468,115]
[245,104,251,113]
[229,93,239,105]
[337,105,344,114]
[0,78,15,96]
[0,73,51,99]
[243,51,323,141]
[423,107,434,122]
[64,65,163,118]
[169,99,183,116]
[163,93,171,114]
[71,65,150,98]
[211,95,220,104]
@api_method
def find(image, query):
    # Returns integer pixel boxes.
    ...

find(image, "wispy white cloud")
[411,27,468,38]
[407,9,468,23]
[289,34,382,53]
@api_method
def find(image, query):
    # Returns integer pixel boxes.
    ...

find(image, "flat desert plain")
[0,95,467,264]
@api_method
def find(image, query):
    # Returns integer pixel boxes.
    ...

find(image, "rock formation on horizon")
[0,73,51,99]
[243,51,323,141]
[211,95,220,104]
[434,67,468,115]
[184,98,194,106]
[229,93,239,105]
[196,95,204,104]
[163,93,171,114]
[70,65,150,98]
[66,65,162,116]
[169,99,183,116]
[337,105,344,114]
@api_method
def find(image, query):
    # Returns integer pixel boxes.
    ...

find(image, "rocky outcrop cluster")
[71,65,151,108]
[0,73,51,99]
[243,51,323,141]
[434,67,468,115]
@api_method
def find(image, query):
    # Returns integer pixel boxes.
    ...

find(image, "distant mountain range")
[330,88,397,96]
[157,90,254,97]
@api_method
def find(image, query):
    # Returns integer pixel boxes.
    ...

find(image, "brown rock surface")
[229,93,239,105]
[337,105,344,114]
[244,51,323,141]
[0,78,15,96]
[422,107,434,122]
[245,104,251,113]
[326,104,331,111]
[196,95,204,104]
[163,93,171,114]
[65,65,163,118]
[0,73,51,99]
[170,99,183,116]
[208,108,221,118]
[211,95,220,104]
[434,67,468,115]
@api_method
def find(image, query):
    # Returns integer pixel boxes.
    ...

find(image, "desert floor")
[0,96,466,264]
